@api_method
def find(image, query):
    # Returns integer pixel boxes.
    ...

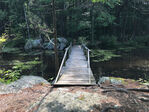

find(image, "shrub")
[135,35,149,46]
[0,33,8,50]
[78,36,88,45]
[0,58,41,84]
[4,37,25,48]
[98,35,118,49]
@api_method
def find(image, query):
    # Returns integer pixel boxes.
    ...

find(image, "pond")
[1,47,149,84]
[91,48,149,82]
[0,50,64,83]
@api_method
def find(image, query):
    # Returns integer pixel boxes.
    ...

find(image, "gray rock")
[58,37,68,50]
[110,78,122,84]
[24,39,32,50]
[24,39,43,51]
[98,77,110,84]
[25,37,68,51]
[59,43,66,50]
[58,37,67,44]
[43,42,54,50]
[0,76,49,94]
[44,37,68,50]
[98,77,122,85]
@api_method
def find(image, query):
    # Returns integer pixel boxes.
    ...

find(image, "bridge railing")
[54,43,72,83]
[82,44,91,84]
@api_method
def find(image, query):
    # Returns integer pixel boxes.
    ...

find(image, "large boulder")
[43,37,68,50]
[25,37,68,51]
[43,41,54,50]
[58,37,68,50]
[24,39,43,51]
[0,76,49,94]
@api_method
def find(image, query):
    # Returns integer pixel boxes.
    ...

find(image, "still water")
[1,48,149,82]
[0,50,64,81]
[91,48,149,81]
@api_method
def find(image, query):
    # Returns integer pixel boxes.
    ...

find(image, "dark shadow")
[45,101,86,112]
[99,91,149,112]
[33,86,97,112]
[93,102,149,112]
[34,86,54,112]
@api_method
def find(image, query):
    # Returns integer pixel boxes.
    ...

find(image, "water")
[91,48,149,81]
[0,50,64,82]
[1,48,149,83]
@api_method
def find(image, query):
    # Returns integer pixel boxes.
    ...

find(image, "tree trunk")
[52,0,59,74]
[91,3,95,44]
[24,4,30,39]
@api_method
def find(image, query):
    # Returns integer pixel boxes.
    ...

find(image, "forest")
[0,0,149,47]
[0,0,149,112]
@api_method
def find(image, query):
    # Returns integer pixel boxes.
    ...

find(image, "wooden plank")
[54,45,96,85]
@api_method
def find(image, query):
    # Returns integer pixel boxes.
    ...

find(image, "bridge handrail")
[54,43,72,83]
[82,44,91,83]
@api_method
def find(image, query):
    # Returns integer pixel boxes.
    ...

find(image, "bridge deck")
[54,45,96,85]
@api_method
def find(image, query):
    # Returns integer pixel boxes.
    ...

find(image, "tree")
[52,0,59,74]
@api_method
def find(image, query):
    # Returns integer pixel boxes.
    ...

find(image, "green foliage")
[0,10,7,21]
[0,33,8,44]
[96,12,116,26]
[2,47,21,53]
[92,0,121,8]
[78,21,90,31]
[12,59,41,71]
[135,35,149,46]
[99,35,118,48]
[2,37,25,53]
[91,49,121,62]
[0,69,20,84]
[78,37,88,45]
[116,46,136,53]
[0,58,41,84]
[1,0,148,47]
[123,41,138,47]
[0,33,8,50]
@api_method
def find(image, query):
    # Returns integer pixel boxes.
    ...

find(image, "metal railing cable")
[54,43,72,83]
[82,44,91,84]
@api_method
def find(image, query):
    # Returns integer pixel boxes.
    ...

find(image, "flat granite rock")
[0,76,49,94]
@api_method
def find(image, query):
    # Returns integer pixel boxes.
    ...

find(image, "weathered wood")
[54,45,96,85]
[54,46,70,83]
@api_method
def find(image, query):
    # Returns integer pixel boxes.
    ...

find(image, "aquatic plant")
[91,49,121,62]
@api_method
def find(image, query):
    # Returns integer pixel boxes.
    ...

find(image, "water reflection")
[91,48,149,81]
[0,50,64,82]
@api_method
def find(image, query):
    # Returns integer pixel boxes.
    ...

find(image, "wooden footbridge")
[53,44,96,86]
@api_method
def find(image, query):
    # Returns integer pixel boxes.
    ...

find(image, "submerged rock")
[0,76,49,94]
